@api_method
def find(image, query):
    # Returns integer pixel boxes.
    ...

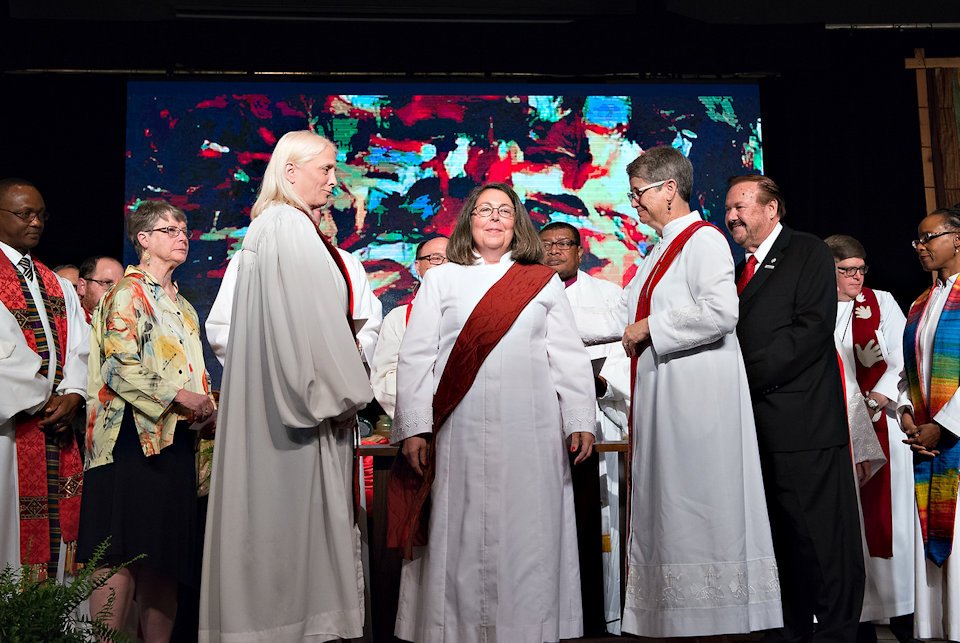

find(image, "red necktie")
[736,255,758,295]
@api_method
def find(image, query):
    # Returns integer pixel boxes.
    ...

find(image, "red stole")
[0,255,83,578]
[387,262,556,559]
[851,288,894,557]
[625,220,717,545]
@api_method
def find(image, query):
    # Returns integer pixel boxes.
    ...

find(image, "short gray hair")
[625,146,693,202]
[127,200,187,258]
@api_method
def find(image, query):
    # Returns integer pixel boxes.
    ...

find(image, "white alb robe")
[0,245,89,579]
[898,273,960,640]
[200,204,374,643]
[392,253,596,643]
[619,213,782,637]
[207,243,382,366]
[370,303,409,419]
[563,269,630,634]
[834,290,914,621]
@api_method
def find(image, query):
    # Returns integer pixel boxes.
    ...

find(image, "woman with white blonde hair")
[200,129,374,642]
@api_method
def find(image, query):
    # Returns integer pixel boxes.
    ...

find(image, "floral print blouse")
[85,265,210,469]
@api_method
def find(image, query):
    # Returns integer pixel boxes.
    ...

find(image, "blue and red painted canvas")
[125,81,762,383]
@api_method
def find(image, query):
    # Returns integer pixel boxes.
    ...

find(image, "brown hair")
[445,182,544,265]
[824,234,866,262]
[127,200,187,258]
[728,175,787,220]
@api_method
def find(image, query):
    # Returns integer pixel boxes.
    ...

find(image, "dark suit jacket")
[736,225,849,453]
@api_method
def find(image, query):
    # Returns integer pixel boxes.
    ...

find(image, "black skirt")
[77,406,198,586]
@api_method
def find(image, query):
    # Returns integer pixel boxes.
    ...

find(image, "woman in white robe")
[825,234,914,635]
[619,147,782,637]
[392,182,597,643]
[200,131,373,643]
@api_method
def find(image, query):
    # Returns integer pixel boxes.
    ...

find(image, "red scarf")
[625,220,717,550]
[851,287,893,557]
[0,255,83,579]
[387,262,556,558]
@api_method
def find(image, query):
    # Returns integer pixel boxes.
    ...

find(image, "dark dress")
[77,405,198,586]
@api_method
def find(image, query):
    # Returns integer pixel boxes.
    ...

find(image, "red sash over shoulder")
[625,220,718,550]
[852,287,894,557]
[0,255,83,579]
[387,262,556,559]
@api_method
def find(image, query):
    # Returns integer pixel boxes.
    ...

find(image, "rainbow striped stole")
[903,280,960,566]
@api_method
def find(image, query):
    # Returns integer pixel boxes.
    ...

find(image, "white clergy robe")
[370,303,409,419]
[619,213,782,637]
[206,243,382,366]
[563,269,630,634]
[898,273,960,640]
[0,244,89,579]
[834,289,914,622]
[199,204,374,643]
[391,253,596,643]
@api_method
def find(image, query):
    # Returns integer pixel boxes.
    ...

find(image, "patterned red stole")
[387,262,556,559]
[851,288,893,558]
[0,255,83,579]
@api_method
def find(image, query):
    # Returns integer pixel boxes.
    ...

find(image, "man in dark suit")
[726,175,864,643]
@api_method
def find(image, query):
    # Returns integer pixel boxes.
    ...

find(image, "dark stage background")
[1,5,953,321]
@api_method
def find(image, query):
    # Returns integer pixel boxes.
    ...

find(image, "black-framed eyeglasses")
[0,207,49,223]
[416,253,447,265]
[912,230,958,249]
[627,179,670,203]
[147,226,190,238]
[836,265,869,277]
[541,239,578,251]
[85,277,116,288]
[472,204,516,219]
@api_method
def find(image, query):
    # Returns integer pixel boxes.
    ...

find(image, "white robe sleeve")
[647,228,739,356]
[206,252,240,367]
[393,273,441,444]
[234,209,373,427]
[0,304,47,424]
[544,276,597,438]
[55,275,89,398]
[370,305,407,419]
[338,248,383,365]
[871,290,906,403]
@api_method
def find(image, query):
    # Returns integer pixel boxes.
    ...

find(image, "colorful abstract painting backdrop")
[125,81,762,384]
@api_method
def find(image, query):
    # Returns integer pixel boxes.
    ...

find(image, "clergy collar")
[563,273,578,288]
[659,211,704,241]
[471,250,514,266]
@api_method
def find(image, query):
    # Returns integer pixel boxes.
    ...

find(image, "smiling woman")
[391,181,596,642]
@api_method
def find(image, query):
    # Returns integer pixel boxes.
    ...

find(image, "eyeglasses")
[147,226,190,238]
[416,253,447,265]
[85,277,116,288]
[472,204,515,219]
[912,230,958,249]
[0,207,49,223]
[627,179,669,203]
[541,239,578,251]
[836,265,869,277]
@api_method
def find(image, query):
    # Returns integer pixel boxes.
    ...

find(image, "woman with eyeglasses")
[78,199,215,640]
[390,182,595,642]
[899,206,960,641]
[618,147,781,637]
[824,233,915,642]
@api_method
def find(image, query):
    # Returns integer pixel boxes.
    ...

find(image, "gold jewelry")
[143,250,152,265]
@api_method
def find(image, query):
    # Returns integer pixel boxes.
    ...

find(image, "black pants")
[760,445,866,643]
